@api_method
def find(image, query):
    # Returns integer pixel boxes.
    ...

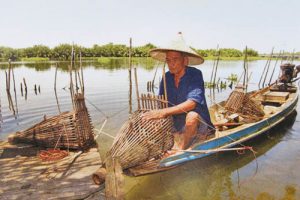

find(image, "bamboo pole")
[210,45,219,87]
[23,78,27,94]
[7,92,16,116]
[258,48,274,89]
[54,63,58,90]
[162,62,168,106]
[77,51,83,93]
[212,49,220,88]
[80,51,85,95]
[20,83,23,96]
[242,46,248,91]
[268,50,282,85]
[5,65,16,115]
[151,63,159,90]
[128,38,133,113]
[54,63,61,113]
[69,45,75,108]
[34,84,37,95]
[11,64,18,114]
[7,60,11,92]
[74,51,79,94]
[5,71,9,92]
[210,56,216,86]
[5,70,16,116]
[262,48,274,87]
[134,67,140,110]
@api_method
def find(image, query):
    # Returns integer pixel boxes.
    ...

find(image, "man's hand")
[141,109,168,120]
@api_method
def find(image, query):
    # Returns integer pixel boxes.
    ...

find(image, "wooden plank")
[261,91,289,103]
[0,145,104,199]
[105,157,124,200]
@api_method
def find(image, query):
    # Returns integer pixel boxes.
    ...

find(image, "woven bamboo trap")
[225,89,264,121]
[106,94,174,170]
[8,93,95,150]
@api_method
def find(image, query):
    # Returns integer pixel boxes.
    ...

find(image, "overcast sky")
[0,0,299,53]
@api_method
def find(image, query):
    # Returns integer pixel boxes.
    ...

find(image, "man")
[142,33,214,150]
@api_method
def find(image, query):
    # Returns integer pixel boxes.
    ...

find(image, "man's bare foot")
[161,149,178,159]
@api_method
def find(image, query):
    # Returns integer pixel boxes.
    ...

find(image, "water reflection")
[0,57,158,72]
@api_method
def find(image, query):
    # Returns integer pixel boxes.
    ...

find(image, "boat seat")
[263,105,279,116]
[261,91,289,104]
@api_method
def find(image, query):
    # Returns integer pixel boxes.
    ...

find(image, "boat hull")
[159,89,298,167]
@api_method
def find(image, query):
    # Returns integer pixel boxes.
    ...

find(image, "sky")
[0,0,299,53]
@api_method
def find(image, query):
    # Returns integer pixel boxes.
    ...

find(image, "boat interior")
[208,83,298,139]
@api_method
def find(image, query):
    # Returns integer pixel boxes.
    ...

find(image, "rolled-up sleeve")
[187,71,205,105]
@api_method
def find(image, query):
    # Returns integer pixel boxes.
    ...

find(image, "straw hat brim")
[150,48,204,65]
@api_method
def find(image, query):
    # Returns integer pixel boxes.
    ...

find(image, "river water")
[0,58,299,199]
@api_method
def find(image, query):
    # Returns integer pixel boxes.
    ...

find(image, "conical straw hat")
[150,32,204,65]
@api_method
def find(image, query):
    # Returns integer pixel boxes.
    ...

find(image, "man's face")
[166,51,187,75]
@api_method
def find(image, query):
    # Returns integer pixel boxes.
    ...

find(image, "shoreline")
[1,56,299,65]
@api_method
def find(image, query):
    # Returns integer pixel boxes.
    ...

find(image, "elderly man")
[142,33,214,150]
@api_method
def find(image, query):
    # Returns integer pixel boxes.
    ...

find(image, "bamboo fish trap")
[225,89,264,121]
[106,94,174,170]
[8,93,95,150]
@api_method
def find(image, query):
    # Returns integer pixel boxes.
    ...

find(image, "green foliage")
[52,44,74,60]
[197,48,243,57]
[0,43,263,61]
[0,46,20,61]
[198,47,260,58]
[220,48,243,57]
[22,45,51,58]
[243,48,258,57]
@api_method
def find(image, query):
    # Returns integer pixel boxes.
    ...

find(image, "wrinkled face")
[166,51,188,75]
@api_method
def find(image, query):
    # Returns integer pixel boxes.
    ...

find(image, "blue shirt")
[159,66,213,132]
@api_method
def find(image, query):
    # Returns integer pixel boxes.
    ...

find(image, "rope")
[176,146,256,154]
[94,129,115,139]
[85,97,109,118]
[39,149,69,162]
[236,146,259,188]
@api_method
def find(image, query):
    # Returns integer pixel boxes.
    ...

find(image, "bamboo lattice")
[107,94,174,170]
[9,93,95,150]
[224,90,245,113]
[225,89,264,121]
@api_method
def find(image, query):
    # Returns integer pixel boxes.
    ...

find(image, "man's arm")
[141,99,196,120]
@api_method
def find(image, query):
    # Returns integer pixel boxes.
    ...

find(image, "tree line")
[0,43,260,61]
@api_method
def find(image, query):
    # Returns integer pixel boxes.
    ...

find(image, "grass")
[21,57,50,62]
[203,56,262,61]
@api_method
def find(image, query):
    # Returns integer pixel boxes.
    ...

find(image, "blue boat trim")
[159,92,298,167]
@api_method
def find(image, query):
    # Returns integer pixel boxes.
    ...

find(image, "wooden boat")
[126,82,299,176]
